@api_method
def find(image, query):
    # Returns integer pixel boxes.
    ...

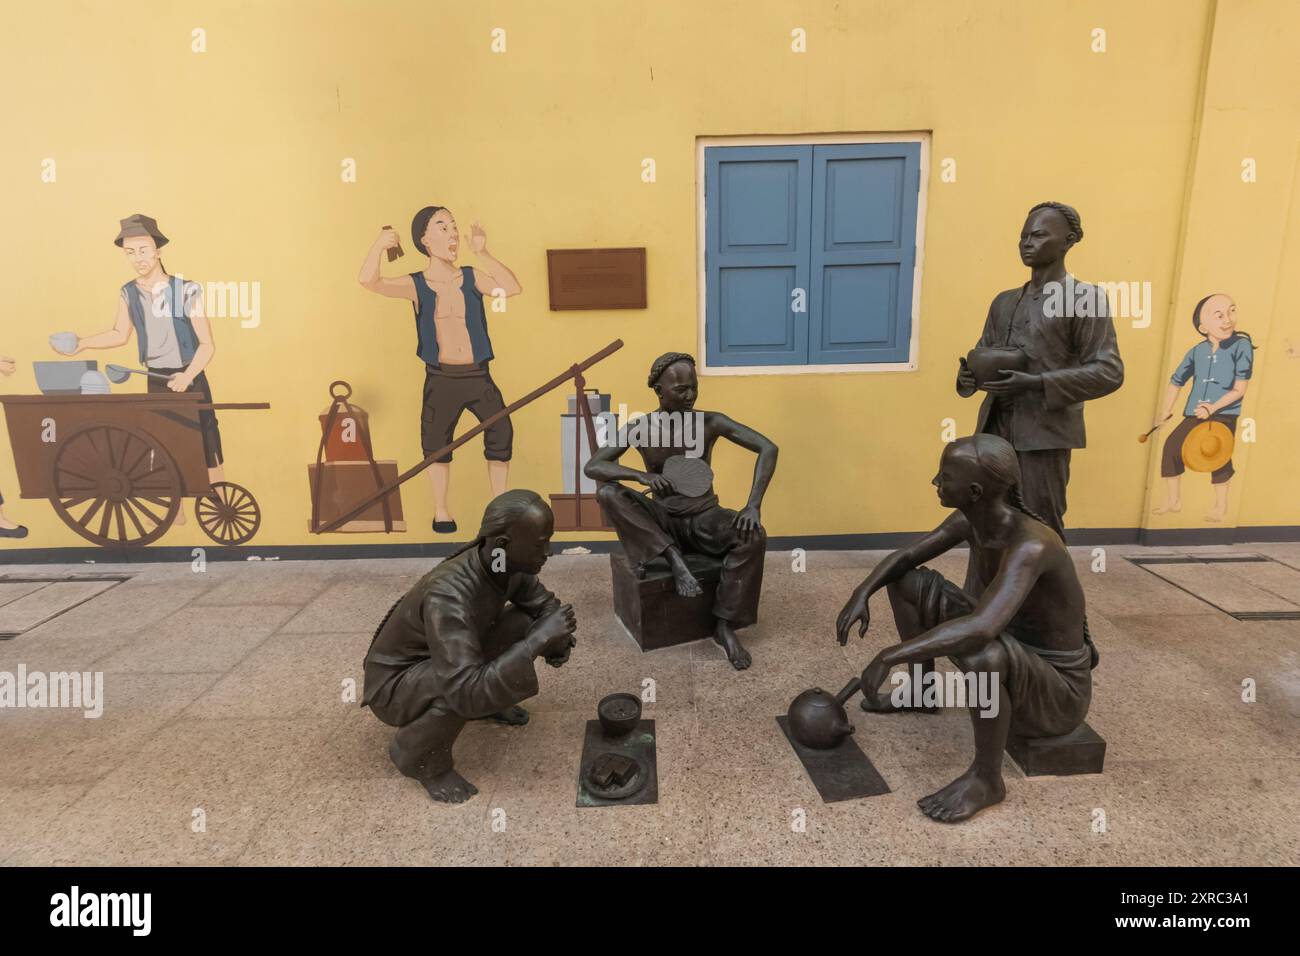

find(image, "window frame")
[695,132,930,376]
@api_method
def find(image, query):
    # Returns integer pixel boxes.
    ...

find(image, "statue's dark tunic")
[967,280,1124,540]
[363,547,558,726]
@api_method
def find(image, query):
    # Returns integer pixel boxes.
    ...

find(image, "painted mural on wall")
[1149,293,1254,523]
[0,350,27,540]
[357,207,523,534]
[0,215,268,547]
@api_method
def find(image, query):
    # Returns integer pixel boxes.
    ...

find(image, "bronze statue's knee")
[890,568,931,607]
[954,639,1009,677]
[594,482,620,506]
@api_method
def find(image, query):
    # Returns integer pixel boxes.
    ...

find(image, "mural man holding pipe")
[358,206,522,535]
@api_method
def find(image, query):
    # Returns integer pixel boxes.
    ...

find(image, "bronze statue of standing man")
[956,202,1123,555]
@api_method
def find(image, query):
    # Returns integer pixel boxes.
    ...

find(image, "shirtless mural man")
[359,206,523,534]
[585,352,778,670]
[836,434,1097,823]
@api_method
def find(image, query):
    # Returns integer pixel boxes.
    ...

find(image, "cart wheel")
[195,481,261,546]
[49,423,181,547]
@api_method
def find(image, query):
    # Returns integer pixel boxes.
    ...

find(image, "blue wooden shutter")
[705,146,811,366]
[808,143,920,364]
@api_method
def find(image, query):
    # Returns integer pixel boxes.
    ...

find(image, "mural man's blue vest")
[121,275,199,366]
[409,267,494,366]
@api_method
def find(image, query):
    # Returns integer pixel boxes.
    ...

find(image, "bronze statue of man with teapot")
[835,434,1097,822]
[957,202,1124,549]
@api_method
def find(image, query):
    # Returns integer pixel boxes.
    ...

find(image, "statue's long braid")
[1009,484,1099,670]
[366,538,480,662]
[443,536,483,564]
[1007,484,1054,530]
[365,594,404,664]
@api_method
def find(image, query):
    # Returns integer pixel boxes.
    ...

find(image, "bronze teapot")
[787,678,860,750]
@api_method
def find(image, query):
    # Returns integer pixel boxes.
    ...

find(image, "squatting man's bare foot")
[420,768,479,804]
[482,704,530,725]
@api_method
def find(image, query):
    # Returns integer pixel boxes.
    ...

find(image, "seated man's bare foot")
[1151,501,1181,515]
[483,704,530,726]
[420,768,479,804]
[713,620,751,670]
[670,565,703,598]
[917,767,1005,823]
[1204,509,1227,523]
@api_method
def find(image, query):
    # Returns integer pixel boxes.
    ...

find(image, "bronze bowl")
[597,692,642,738]
[966,346,1029,387]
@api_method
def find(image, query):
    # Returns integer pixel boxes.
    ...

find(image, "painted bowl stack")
[79,370,112,395]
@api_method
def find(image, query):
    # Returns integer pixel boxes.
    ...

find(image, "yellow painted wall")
[1145,0,1300,531]
[0,0,1293,551]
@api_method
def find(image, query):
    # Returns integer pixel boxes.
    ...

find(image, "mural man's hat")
[113,214,169,248]
[1182,420,1235,473]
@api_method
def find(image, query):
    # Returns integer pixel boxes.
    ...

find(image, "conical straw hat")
[1181,420,1235,473]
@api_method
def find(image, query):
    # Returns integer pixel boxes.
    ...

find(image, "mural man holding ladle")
[53,215,226,526]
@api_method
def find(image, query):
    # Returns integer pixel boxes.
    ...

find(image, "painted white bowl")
[49,331,78,355]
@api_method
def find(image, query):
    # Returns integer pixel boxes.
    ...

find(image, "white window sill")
[699,360,917,376]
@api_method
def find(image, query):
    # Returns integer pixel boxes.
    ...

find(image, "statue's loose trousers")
[596,482,765,627]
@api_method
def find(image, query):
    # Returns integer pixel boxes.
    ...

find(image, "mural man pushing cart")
[0,214,269,548]
[58,215,227,496]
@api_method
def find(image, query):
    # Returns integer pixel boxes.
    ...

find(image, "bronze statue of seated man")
[836,434,1097,822]
[585,351,778,670]
[362,490,577,803]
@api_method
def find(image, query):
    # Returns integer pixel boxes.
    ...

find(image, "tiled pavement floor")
[1,544,1297,866]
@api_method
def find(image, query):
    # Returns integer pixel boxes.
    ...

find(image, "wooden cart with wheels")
[0,392,270,548]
